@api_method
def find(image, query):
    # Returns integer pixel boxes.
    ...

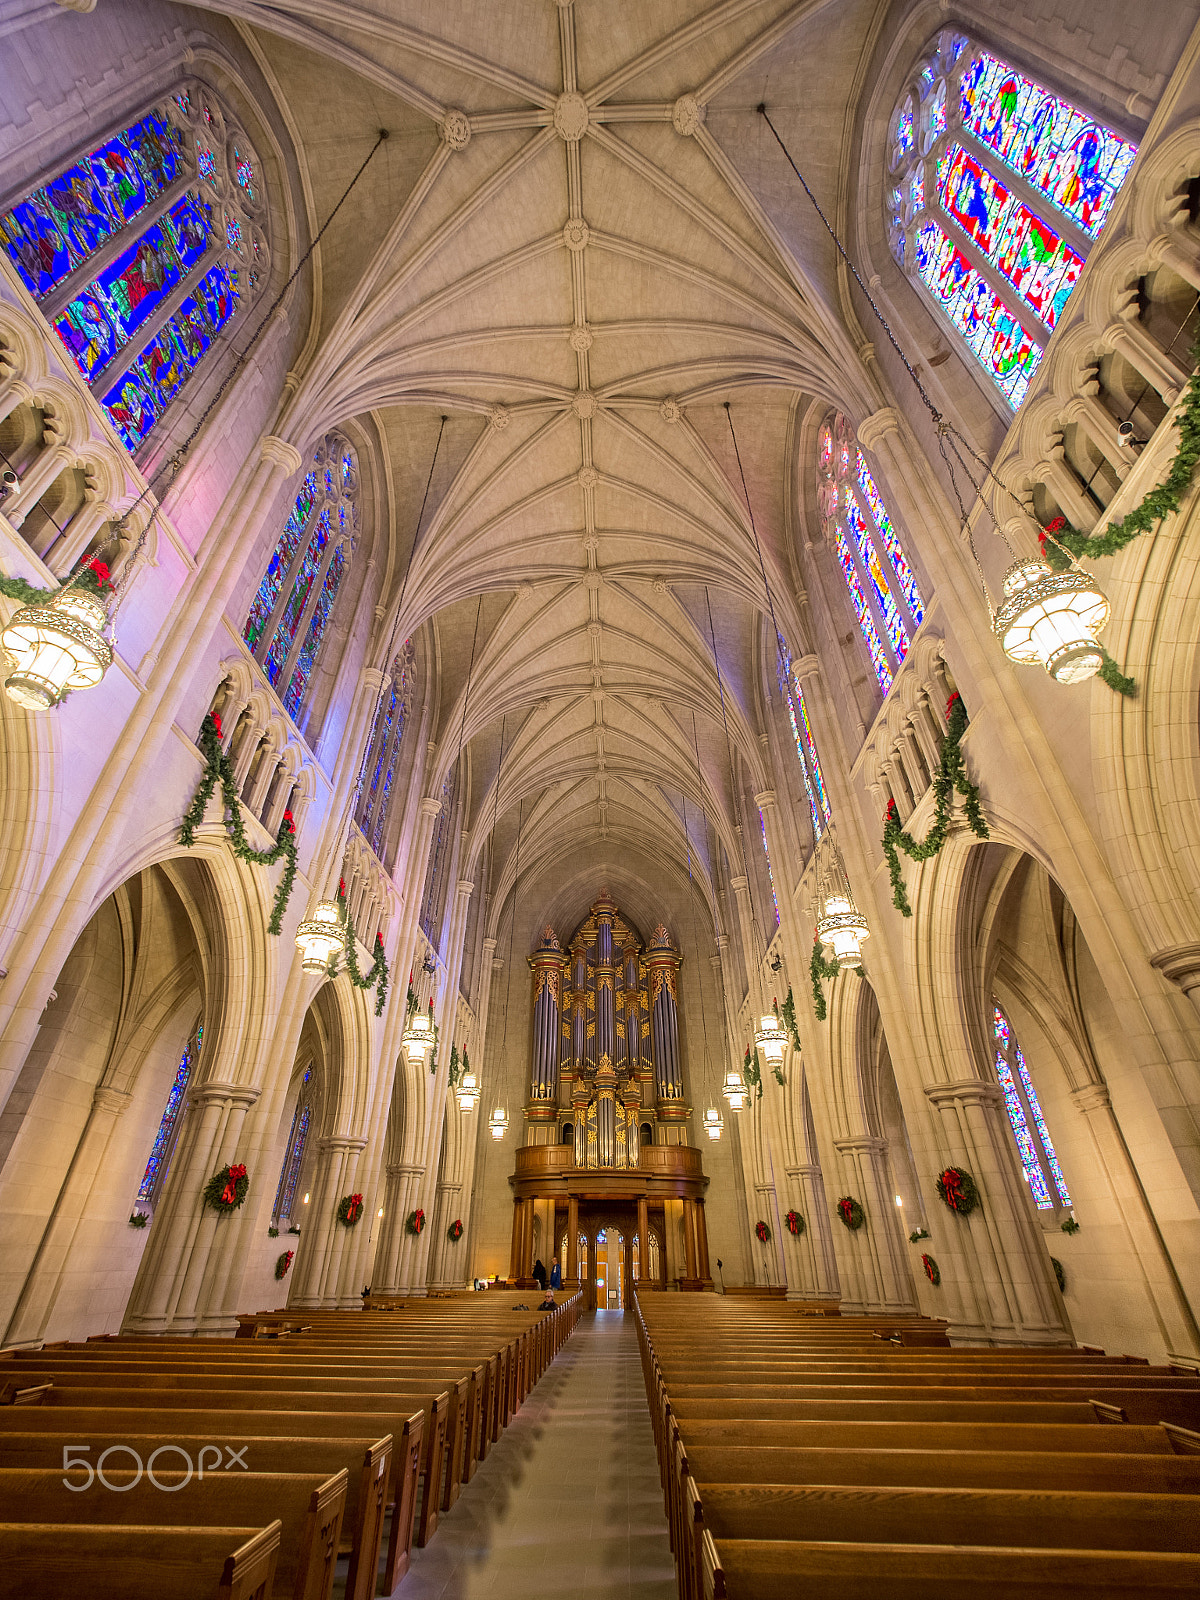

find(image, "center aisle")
[398,1308,677,1600]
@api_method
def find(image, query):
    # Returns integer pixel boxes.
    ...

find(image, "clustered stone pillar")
[290,1135,367,1309]
[528,928,567,1101]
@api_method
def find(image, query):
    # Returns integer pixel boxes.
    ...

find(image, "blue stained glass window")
[835,523,893,694]
[245,472,316,652]
[137,1023,201,1203]
[275,1101,311,1222]
[234,148,256,202]
[759,809,780,927]
[265,507,330,687]
[284,541,346,718]
[855,453,925,625]
[844,492,910,663]
[992,1000,1070,1211]
[775,638,830,839]
[794,678,831,829]
[359,640,413,859]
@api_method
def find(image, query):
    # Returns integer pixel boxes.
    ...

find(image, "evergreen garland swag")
[0,555,113,609]
[810,938,841,1022]
[1051,1256,1066,1294]
[785,1209,805,1236]
[921,1253,941,1286]
[755,1219,771,1243]
[936,1166,980,1216]
[275,1249,294,1280]
[779,987,802,1052]
[406,1208,425,1236]
[837,1195,865,1231]
[337,883,389,1017]
[448,1218,464,1242]
[882,694,988,918]
[180,715,298,936]
[203,1162,249,1213]
[336,1192,364,1227]
[742,1045,764,1101]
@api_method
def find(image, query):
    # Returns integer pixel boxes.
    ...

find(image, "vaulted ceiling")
[193,0,892,932]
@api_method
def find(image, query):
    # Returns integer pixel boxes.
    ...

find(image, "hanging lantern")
[2,588,113,710]
[703,1105,724,1141]
[817,892,870,969]
[456,1070,479,1114]
[295,900,344,973]
[755,1012,788,1067]
[993,557,1110,684]
[401,1009,434,1068]
[722,1064,746,1112]
[489,1105,509,1140]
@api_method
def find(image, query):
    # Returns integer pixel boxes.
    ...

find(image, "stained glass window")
[243,435,358,725]
[888,29,1137,409]
[0,84,268,454]
[819,417,927,697]
[273,1089,312,1225]
[357,639,415,861]
[137,1023,201,1205]
[992,1000,1071,1210]
[759,809,781,926]
[776,637,830,841]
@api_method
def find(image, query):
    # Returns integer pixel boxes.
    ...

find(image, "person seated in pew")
[539,1288,557,1311]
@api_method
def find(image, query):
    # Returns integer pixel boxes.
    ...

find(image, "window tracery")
[356,638,415,861]
[273,1064,313,1226]
[243,433,358,725]
[992,1000,1071,1211]
[888,31,1137,409]
[136,1021,201,1207]
[0,82,269,454]
[776,637,830,839]
[817,415,926,697]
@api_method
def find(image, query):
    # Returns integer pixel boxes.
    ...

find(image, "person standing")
[549,1255,562,1288]
[532,1257,547,1290]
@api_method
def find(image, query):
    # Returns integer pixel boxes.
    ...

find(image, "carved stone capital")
[753,789,778,812]
[455,879,475,898]
[92,1084,133,1116]
[420,797,443,819]
[189,1082,262,1111]
[1070,1081,1112,1114]
[319,1135,369,1154]
[794,652,822,686]
[833,1136,887,1156]
[1150,943,1200,994]
[729,875,749,894]
[260,435,303,475]
[925,1078,1003,1109]
[856,408,901,453]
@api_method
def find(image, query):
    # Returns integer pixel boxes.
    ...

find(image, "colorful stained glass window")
[274,1101,311,1223]
[234,147,256,201]
[855,453,924,625]
[196,143,217,184]
[794,676,831,829]
[844,492,910,663]
[759,809,780,927]
[835,524,892,694]
[960,51,1136,238]
[358,640,414,859]
[888,30,1136,410]
[137,1023,201,1204]
[245,436,358,724]
[226,213,243,252]
[992,1000,1070,1210]
[915,220,1042,408]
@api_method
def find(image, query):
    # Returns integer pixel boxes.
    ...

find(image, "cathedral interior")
[2,0,1200,1593]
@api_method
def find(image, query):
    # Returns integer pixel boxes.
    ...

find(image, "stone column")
[695,1199,712,1282]
[370,1162,424,1294]
[832,1136,913,1312]
[567,1196,579,1283]
[787,1162,839,1300]
[289,1136,367,1308]
[6,439,71,529]
[637,1195,649,1284]
[1106,312,1187,404]
[682,1197,699,1280]
[42,494,114,573]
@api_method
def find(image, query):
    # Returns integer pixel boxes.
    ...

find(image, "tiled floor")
[397,1310,678,1599]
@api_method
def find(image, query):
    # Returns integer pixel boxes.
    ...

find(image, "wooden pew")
[0,1434,391,1600]
[0,1521,281,1600]
[0,1468,344,1600]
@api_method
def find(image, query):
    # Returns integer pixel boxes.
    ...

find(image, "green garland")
[908,1227,930,1244]
[779,986,802,1051]
[742,1044,763,1101]
[882,693,988,917]
[338,883,389,1017]
[0,557,113,610]
[810,938,841,1022]
[448,1043,460,1090]
[1051,1256,1066,1293]
[180,714,298,935]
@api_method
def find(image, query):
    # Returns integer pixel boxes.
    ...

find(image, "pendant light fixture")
[401,1006,435,1068]
[489,1105,509,1140]
[754,1010,788,1068]
[757,106,1118,689]
[456,1067,480,1113]
[815,835,870,969]
[295,900,345,973]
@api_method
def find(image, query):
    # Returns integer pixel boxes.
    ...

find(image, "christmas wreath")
[881,694,988,917]
[921,1253,940,1286]
[336,1192,365,1227]
[785,1209,805,1237]
[837,1195,865,1231]
[1051,1256,1066,1293]
[203,1162,249,1213]
[755,1219,771,1243]
[180,715,298,936]
[275,1249,294,1280]
[406,1208,425,1236]
[936,1166,980,1216]
[448,1218,464,1242]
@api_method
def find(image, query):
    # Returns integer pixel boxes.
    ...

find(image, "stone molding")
[924,1079,1004,1109]
[260,435,303,475]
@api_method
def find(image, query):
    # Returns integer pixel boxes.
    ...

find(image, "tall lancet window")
[776,637,831,839]
[992,1001,1071,1211]
[273,1065,313,1226]
[758,810,780,927]
[243,433,359,722]
[888,30,1137,410]
[817,416,926,696]
[1,84,268,454]
[356,639,414,861]
[136,1022,201,1206]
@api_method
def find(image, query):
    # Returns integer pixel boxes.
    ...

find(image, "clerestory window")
[356,638,415,863]
[888,30,1137,410]
[136,1021,201,1209]
[243,432,359,723]
[0,83,268,454]
[776,636,831,840]
[817,415,926,697]
[992,1000,1072,1211]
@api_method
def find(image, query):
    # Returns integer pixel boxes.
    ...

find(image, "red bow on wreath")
[755,1220,769,1242]
[946,690,961,716]
[282,808,294,833]
[838,1198,854,1221]
[211,712,223,738]
[221,1163,248,1206]
[84,554,112,588]
[347,1192,363,1223]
